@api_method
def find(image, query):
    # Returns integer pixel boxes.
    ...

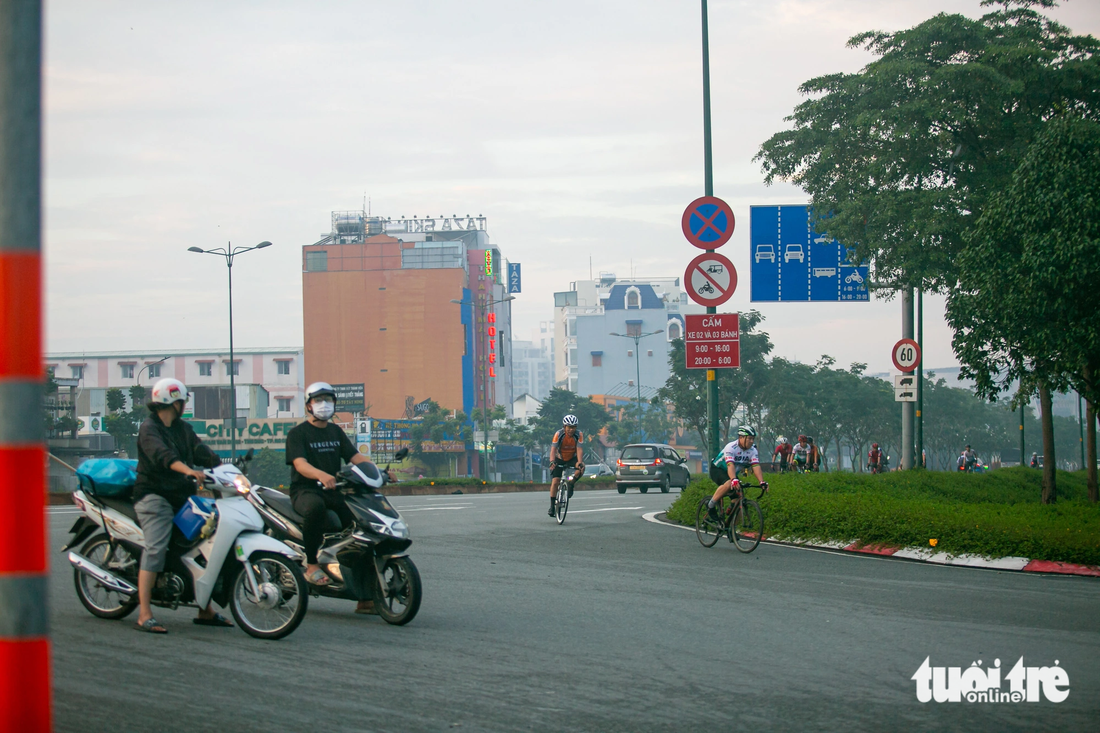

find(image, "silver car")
[615,444,691,494]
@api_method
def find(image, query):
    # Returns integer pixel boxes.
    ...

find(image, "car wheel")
[617,485,627,494]
[660,473,671,493]
[639,486,649,494]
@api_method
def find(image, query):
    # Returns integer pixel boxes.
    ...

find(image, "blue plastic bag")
[75,458,138,498]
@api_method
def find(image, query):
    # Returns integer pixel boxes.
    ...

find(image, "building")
[512,338,553,402]
[301,210,515,438]
[44,348,305,419]
[553,273,698,397]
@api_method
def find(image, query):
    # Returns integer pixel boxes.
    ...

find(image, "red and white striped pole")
[0,1,51,730]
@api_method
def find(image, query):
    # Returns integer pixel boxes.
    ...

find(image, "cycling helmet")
[872,443,879,448]
[777,436,788,445]
[148,378,188,407]
[798,435,807,442]
[305,381,337,403]
[562,414,579,427]
[737,426,757,438]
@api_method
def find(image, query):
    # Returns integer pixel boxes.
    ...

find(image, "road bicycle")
[554,468,581,525]
[695,483,767,553]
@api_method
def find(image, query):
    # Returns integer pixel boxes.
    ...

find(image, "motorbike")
[63,450,309,640]
[246,449,422,625]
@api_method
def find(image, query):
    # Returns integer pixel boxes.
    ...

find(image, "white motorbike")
[63,453,309,640]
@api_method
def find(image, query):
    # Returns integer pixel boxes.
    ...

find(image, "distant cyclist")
[867,443,883,474]
[807,437,821,471]
[772,436,792,473]
[706,426,768,521]
[790,435,811,472]
[548,415,585,517]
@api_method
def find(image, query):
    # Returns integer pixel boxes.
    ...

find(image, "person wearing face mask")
[132,378,227,633]
[285,382,379,603]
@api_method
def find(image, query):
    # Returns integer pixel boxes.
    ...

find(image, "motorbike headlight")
[368,519,409,539]
[233,474,252,494]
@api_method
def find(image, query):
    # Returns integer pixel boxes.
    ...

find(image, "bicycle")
[554,467,581,525]
[695,482,767,553]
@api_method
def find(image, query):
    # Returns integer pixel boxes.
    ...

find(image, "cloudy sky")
[44,0,1100,374]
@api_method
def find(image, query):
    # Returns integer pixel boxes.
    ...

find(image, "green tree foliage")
[530,388,610,451]
[604,401,676,448]
[408,400,471,477]
[947,116,1100,502]
[247,447,292,489]
[105,388,126,413]
[657,311,773,456]
[756,0,1100,293]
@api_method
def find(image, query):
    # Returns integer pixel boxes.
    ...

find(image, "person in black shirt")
[133,378,229,633]
[286,382,388,611]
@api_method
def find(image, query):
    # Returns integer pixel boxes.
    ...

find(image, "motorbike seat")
[257,488,343,532]
[98,497,139,522]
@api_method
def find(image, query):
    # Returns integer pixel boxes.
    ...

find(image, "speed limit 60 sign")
[892,339,921,373]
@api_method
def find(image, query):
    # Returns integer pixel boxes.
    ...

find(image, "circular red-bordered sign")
[684,252,737,307]
[892,338,921,373]
[682,196,735,249]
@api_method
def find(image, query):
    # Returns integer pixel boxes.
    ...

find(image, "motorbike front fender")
[234,532,302,563]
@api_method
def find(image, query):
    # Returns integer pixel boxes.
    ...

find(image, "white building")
[512,337,554,402]
[45,348,305,418]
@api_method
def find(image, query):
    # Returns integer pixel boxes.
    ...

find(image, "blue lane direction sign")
[507,263,521,293]
[682,196,735,249]
[749,205,869,302]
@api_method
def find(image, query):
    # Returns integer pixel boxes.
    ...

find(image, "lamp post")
[609,330,663,404]
[135,356,169,407]
[451,294,514,479]
[188,241,272,459]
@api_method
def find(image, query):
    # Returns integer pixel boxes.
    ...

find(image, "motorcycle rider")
[548,415,585,516]
[133,378,229,634]
[285,382,389,613]
[706,426,768,520]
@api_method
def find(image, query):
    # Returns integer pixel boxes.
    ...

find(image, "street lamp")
[136,356,170,398]
[188,241,272,459]
[609,330,664,404]
[451,294,515,479]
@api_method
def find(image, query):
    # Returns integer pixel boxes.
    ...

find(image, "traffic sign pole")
[901,289,915,470]
[917,288,924,468]
[700,0,720,464]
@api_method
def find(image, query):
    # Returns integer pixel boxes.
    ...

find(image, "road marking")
[394,506,470,512]
[569,506,643,514]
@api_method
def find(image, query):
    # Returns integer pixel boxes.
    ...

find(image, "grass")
[665,467,1100,566]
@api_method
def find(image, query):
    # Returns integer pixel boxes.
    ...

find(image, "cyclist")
[867,443,883,474]
[958,444,977,473]
[706,426,768,520]
[772,436,792,473]
[807,437,820,471]
[790,435,811,472]
[548,415,585,516]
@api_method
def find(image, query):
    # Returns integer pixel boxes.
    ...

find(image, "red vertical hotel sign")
[685,313,740,369]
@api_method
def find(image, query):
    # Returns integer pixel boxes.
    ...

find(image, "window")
[569,349,578,368]
[70,365,84,380]
[647,350,653,357]
[627,350,633,358]
[622,446,657,460]
[626,322,642,337]
[226,361,240,377]
[591,354,602,367]
[625,286,641,309]
[198,362,212,377]
[147,364,161,378]
[305,250,328,272]
[668,320,682,341]
[276,397,292,412]
[276,360,291,375]
[119,364,134,379]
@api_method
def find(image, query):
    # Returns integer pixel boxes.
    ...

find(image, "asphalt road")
[49,489,1099,732]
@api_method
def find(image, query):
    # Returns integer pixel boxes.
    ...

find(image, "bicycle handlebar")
[735,482,769,501]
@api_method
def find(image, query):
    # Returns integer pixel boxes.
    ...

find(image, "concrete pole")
[0,1,51,729]
[901,287,915,470]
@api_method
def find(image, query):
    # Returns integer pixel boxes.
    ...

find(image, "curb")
[642,512,1100,578]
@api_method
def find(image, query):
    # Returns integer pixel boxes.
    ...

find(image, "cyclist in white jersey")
[790,435,812,469]
[706,426,768,520]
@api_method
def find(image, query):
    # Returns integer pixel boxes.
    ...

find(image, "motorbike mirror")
[395,447,410,461]
[244,448,254,461]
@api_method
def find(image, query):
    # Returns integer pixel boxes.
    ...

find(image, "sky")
[43,0,1100,375]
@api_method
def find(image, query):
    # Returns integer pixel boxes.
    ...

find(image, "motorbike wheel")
[228,551,309,640]
[374,556,422,626]
[74,535,139,620]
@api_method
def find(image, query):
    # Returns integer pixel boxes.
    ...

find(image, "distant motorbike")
[64,451,309,640]
[248,448,422,625]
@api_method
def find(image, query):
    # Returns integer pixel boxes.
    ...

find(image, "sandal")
[193,612,234,627]
[306,568,332,586]
[134,617,168,634]
[355,601,377,615]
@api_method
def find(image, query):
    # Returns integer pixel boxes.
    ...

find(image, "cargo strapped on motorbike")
[75,458,138,498]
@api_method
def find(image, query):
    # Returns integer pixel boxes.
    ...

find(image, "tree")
[947,117,1100,502]
[408,401,471,477]
[657,311,773,456]
[756,1,1100,294]
[530,389,610,454]
[605,400,676,448]
[105,388,126,414]
[248,447,291,489]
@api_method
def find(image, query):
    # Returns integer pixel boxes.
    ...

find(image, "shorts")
[709,463,730,486]
[134,494,175,573]
[550,457,578,478]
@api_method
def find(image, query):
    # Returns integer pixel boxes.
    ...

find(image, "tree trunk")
[1039,383,1057,504]
[1088,399,1097,504]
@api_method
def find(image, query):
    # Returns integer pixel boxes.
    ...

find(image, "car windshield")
[621,446,657,460]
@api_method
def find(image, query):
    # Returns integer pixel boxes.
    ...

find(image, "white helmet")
[562,414,578,426]
[305,381,337,403]
[149,378,188,406]
[777,435,788,444]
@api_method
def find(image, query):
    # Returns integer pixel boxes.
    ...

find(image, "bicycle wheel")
[730,500,764,553]
[556,485,569,524]
[694,500,722,548]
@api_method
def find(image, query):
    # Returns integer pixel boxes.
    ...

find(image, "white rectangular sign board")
[895,387,917,402]
[894,375,917,389]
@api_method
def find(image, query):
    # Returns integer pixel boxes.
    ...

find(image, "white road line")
[394,506,470,512]
[569,506,644,514]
